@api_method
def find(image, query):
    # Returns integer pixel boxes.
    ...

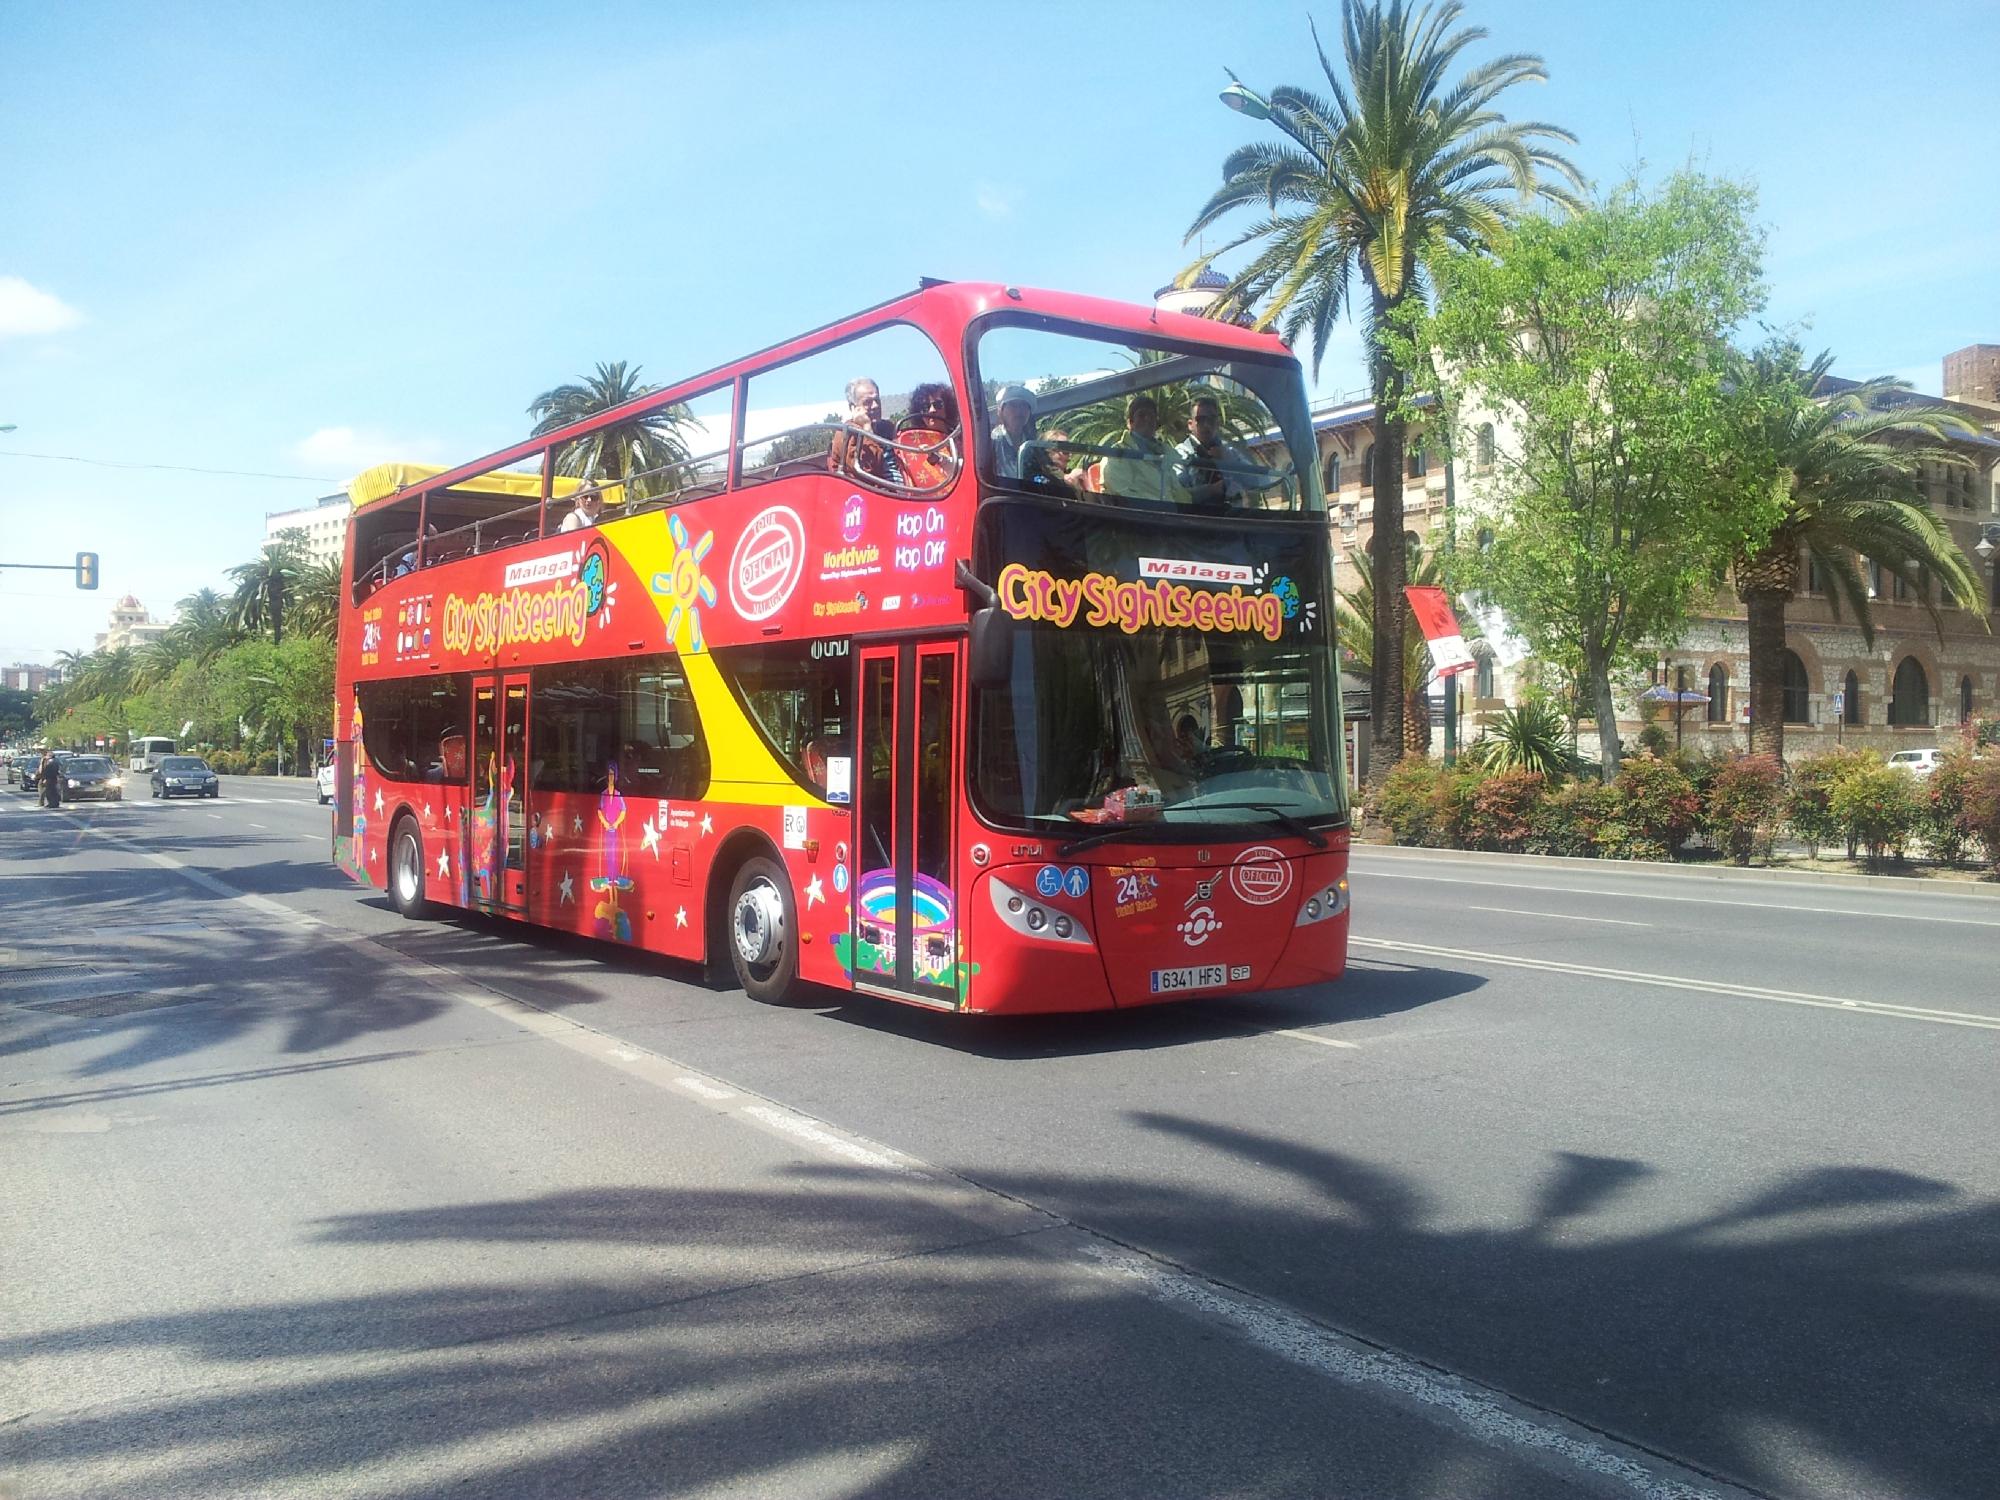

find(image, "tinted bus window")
[356,677,468,781]
[531,660,708,799]
[711,639,851,798]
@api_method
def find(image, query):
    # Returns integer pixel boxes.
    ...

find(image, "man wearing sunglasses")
[1175,394,1268,511]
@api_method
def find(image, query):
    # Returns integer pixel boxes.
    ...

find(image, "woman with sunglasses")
[895,381,961,490]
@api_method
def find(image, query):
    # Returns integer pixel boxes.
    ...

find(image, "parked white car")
[1887,748,1942,778]
[316,762,336,804]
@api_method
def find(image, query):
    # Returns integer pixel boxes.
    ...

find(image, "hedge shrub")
[1707,755,1785,865]
[1614,754,1701,856]
[1466,769,1544,852]
[1960,756,2000,873]
[1829,760,1921,866]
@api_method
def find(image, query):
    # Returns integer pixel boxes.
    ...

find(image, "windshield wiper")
[1181,801,1330,848]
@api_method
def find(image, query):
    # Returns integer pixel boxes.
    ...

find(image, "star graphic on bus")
[651,513,717,654]
[804,874,825,907]
[558,871,575,904]
[641,822,662,858]
[436,849,450,879]
[674,905,688,928]
[698,812,713,837]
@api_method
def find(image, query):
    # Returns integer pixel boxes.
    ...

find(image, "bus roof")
[353,281,1295,512]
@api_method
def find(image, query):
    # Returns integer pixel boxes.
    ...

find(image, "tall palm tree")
[170,587,241,662]
[1337,537,1477,755]
[288,559,343,642]
[229,539,307,646]
[527,361,699,502]
[1184,0,1581,781]
[1732,346,1983,760]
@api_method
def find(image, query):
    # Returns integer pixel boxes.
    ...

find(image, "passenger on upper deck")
[1175,395,1270,512]
[1099,394,1177,502]
[990,384,1036,481]
[896,382,960,489]
[828,378,902,485]
[559,486,606,533]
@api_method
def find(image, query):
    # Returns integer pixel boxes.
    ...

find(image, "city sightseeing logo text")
[442,580,591,655]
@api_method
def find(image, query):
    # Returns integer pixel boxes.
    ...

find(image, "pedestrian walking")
[39,750,62,809]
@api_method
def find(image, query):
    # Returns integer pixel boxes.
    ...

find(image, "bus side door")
[853,639,961,1004]
[470,673,530,913]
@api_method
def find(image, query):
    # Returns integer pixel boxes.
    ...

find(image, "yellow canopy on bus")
[347,462,597,511]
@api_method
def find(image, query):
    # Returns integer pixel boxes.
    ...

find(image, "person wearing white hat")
[991,383,1036,480]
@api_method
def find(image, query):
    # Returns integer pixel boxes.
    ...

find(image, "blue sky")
[4,0,1995,663]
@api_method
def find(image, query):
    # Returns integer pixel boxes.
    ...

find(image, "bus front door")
[853,640,961,1004]
[469,673,530,913]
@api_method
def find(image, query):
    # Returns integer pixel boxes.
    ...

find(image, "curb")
[1349,840,2000,899]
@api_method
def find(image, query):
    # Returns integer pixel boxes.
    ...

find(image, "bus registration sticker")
[1151,965,1227,994]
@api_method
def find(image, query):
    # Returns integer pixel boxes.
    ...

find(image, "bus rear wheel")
[389,817,433,920]
[727,855,798,1004]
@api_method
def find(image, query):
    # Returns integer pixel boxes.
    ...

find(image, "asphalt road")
[3,776,1995,1499]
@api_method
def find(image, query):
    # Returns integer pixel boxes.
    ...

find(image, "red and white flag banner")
[1403,586,1476,677]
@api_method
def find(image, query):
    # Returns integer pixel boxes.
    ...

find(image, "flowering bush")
[1465,769,1545,852]
[1614,754,1701,856]
[1959,756,2000,873]
[1706,755,1786,865]
[1528,781,1623,856]
[1787,747,1875,858]
[1829,760,1922,866]
[1920,751,1977,867]
[1374,759,1450,847]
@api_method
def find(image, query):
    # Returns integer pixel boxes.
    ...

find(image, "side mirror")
[969,606,1014,689]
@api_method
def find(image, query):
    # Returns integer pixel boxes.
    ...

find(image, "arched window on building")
[1962,674,1975,722]
[1407,447,1428,479]
[1843,670,1861,726]
[1781,650,1811,724]
[1475,423,1495,473]
[1321,450,1341,493]
[1706,665,1729,723]
[1361,443,1376,491]
[1475,656,1495,701]
[1889,657,1930,726]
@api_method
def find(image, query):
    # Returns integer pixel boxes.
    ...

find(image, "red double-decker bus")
[333,281,1349,1012]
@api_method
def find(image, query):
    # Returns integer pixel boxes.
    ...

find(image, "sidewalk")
[1351,839,2000,897]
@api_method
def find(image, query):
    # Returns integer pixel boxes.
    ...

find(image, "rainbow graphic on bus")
[838,868,957,984]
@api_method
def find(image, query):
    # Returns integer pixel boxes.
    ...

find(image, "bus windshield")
[972,500,1346,837]
[972,316,1322,513]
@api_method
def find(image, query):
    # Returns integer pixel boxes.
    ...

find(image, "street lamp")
[1219,81,1273,119]
[1977,523,1998,565]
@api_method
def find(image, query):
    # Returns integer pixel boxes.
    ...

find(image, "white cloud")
[0,275,82,339]
[975,182,1018,220]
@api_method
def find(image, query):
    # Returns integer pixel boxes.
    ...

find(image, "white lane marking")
[676,1075,737,1100]
[205,813,223,820]
[1469,905,1652,928]
[1356,866,2000,927]
[740,1104,926,1175]
[1082,1243,1733,1500]
[248,822,268,830]
[1274,1028,1361,1050]
[1352,936,2000,1031]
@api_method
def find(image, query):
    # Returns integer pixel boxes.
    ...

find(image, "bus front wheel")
[389,817,433,921]
[727,855,798,1004]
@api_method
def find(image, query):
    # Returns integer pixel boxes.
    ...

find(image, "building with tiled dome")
[94,594,171,653]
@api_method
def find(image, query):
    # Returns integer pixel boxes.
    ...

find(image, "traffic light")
[75,551,98,590]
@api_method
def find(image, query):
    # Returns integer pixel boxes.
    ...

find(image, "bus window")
[530,659,708,800]
[738,323,958,495]
[550,383,735,529]
[710,639,851,799]
[971,316,1320,512]
[355,676,468,781]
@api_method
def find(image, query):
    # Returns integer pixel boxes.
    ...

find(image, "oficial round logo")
[840,493,866,544]
[1229,845,1293,906]
[728,505,805,621]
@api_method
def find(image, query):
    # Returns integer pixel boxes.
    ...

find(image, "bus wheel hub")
[734,881,785,966]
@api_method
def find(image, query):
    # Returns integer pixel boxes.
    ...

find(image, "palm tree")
[229,539,307,646]
[527,361,699,502]
[1184,0,1581,786]
[288,559,343,642]
[1732,346,1984,760]
[1337,537,1477,755]
[169,587,241,662]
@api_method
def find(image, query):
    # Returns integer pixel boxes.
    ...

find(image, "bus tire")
[726,855,798,1004]
[389,815,433,921]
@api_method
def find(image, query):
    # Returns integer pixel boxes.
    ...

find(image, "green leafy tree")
[1421,173,1777,779]
[1728,344,1983,760]
[528,361,699,502]
[1185,0,1582,784]
[288,559,343,642]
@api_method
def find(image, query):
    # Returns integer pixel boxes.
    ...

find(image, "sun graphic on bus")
[650,513,717,653]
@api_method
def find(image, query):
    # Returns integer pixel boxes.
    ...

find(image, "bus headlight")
[1295,878,1350,927]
